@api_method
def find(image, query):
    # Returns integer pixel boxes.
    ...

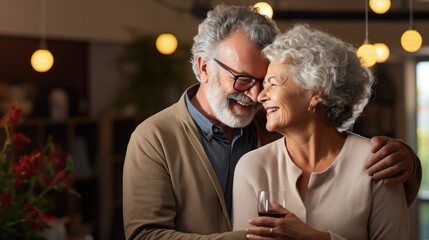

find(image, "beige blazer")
[123,86,281,239]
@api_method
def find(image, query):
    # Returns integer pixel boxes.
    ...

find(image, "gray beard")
[205,75,261,128]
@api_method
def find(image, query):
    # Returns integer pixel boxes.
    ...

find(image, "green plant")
[0,100,79,239]
[112,32,189,114]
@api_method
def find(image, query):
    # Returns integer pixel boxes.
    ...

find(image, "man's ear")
[197,56,209,84]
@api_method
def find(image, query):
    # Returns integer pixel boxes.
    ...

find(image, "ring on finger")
[270,228,273,237]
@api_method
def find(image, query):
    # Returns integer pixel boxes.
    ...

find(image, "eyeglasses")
[214,59,264,91]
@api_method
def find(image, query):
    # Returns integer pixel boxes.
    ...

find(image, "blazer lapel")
[176,88,232,229]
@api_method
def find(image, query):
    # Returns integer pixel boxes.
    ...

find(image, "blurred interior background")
[0,0,428,239]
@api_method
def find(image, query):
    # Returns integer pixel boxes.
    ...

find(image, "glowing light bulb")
[357,44,377,67]
[373,43,390,63]
[31,49,54,72]
[369,0,391,14]
[401,29,422,52]
[254,2,273,19]
[156,33,178,55]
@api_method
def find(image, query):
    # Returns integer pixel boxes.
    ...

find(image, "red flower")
[0,100,22,130]
[56,170,74,188]
[11,152,44,185]
[0,191,15,208]
[12,132,31,150]
[48,147,68,172]
[24,202,46,230]
[0,100,78,236]
[44,170,74,189]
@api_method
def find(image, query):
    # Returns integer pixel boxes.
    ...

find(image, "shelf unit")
[16,115,145,240]
[97,115,144,240]
[18,117,100,238]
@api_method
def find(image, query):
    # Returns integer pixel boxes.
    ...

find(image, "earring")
[307,104,315,112]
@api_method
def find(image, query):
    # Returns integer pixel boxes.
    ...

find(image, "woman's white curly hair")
[263,24,375,131]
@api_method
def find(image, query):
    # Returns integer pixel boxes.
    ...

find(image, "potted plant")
[0,100,79,239]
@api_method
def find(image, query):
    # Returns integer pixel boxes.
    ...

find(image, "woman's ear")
[310,89,323,107]
[197,56,209,84]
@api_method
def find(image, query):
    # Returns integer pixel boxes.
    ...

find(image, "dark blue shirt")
[185,86,258,218]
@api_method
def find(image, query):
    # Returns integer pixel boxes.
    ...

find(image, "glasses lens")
[234,77,256,91]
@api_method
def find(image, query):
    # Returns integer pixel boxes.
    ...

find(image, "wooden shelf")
[18,117,100,238]
[74,173,98,181]
[22,117,97,125]
[96,115,141,240]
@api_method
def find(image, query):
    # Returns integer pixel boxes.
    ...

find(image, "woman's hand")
[246,201,330,240]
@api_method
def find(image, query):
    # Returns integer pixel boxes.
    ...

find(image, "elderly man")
[123,4,421,240]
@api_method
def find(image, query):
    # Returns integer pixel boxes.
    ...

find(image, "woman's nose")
[257,87,268,103]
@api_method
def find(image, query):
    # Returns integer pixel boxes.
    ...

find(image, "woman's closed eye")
[263,77,280,88]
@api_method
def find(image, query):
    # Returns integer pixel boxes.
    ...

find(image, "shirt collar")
[186,85,215,140]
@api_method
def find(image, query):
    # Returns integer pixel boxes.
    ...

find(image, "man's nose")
[244,82,261,103]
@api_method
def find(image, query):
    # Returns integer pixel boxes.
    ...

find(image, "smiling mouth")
[266,108,279,113]
[232,99,253,107]
[228,92,255,108]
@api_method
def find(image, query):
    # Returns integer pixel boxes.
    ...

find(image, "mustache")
[228,92,254,105]
[228,92,262,108]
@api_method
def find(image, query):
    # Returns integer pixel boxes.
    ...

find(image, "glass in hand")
[257,190,287,218]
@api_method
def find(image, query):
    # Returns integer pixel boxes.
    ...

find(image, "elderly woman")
[232,24,409,239]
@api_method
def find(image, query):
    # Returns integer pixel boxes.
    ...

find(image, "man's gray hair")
[190,4,279,81]
[263,24,375,131]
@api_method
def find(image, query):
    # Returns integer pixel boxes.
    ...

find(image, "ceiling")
[1,0,428,47]
[156,0,429,20]
[150,0,429,52]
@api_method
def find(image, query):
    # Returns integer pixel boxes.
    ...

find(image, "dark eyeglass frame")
[214,59,264,91]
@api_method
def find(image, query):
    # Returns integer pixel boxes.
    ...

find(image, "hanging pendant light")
[374,43,390,63]
[401,30,422,52]
[254,2,273,19]
[31,49,54,72]
[156,33,178,55]
[31,0,54,72]
[401,0,422,52]
[369,0,391,14]
[357,43,377,67]
[357,0,377,67]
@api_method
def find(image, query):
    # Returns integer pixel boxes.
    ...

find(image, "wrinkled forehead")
[217,31,269,78]
[265,60,293,80]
